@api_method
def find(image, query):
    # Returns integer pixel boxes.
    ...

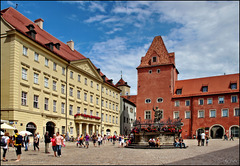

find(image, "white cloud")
[67,14,79,21]
[7,1,15,6]
[89,2,106,13]
[84,15,107,23]
[106,28,122,35]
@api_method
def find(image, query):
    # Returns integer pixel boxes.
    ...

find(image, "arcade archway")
[26,122,37,136]
[46,121,55,137]
[210,125,224,139]
[106,129,111,135]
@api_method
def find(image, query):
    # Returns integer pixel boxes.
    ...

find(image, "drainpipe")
[65,63,70,135]
[190,97,193,138]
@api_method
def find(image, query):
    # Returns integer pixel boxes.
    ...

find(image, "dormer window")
[26,24,37,39]
[152,56,157,62]
[202,86,208,92]
[55,43,61,50]
[26,24,35,31]
[230,83,237,89]
[176,89,182,95]
[45,42,54,50]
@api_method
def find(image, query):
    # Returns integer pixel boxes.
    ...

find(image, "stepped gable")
[115,78,130,88]
[1,7,86,61]
[137,36,175,68]
[173,73,239,98]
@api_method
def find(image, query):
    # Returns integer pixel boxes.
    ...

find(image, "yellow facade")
[1,14,120,138]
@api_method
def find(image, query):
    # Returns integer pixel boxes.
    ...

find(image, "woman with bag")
[2,132,10,162]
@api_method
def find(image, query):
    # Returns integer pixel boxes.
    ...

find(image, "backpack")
[15,134,23,144]
[0,137,7,146]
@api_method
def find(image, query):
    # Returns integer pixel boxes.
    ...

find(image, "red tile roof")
[1,7,86,61]
[121,95,137,105]
[173,73,239,98]
[115,78,130,88]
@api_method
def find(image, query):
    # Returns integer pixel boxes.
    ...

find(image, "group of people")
[197,132,209,146]
[174,137,186,148]
[75,133,133,148]
[148,137,161,147]
[1,130,66,162]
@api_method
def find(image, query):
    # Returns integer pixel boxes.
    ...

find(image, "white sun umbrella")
[0,123,16,130]
[0,131,4,135]
[19,131,32,136]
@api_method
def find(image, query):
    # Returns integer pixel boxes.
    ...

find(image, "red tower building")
[135,36,239,139]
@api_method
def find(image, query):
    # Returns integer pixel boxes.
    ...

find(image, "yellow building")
[1,7,121,138]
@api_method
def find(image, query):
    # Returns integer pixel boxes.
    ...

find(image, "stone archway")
[26,122,37,136]
[230,126,239,138]
[106,129,111,135]
[46,121,55,137]
[210,125,224,139]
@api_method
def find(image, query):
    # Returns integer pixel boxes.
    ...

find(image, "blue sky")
[1,1,239,95]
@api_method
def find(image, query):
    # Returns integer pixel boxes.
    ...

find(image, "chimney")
[34,18,44,29]
[67,40,74,51]
[102,75,106,81]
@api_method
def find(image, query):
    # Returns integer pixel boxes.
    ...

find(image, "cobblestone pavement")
[1,139,239,165]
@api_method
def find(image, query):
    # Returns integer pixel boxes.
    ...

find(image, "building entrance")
[106,129,111,135]
[46,121,55,137]
[26,122,36,136]
[210,125,224,139]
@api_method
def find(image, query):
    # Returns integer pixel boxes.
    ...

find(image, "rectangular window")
[230,83,237,89]
[175,101,180,107]
[70,71,73,79]
[84,93,87,101]
[149,70,152,74]
[157,69,160,73]
[116,94,118,99]
[113,116,115,123]
[84,108,87,114]
[69,87,73,97]
[22,68,27,80]
[210,110,216,118]
[218,96,224,104]
[90,110,93,116]
[61,103,65,114]
[96,97,99,105]
[34,73,39,84]
[106,89,108,95]
[53,100,57,112]
[105,114,108,122]
[174,111,179,119]
[109,90,111,96]
[101,113,104,121]
[106,101,108,108]
[23,46,28,56]
[34,52,39,61]
[202,86,208,92]
[145,111,151,119]
[61,84,65,94]
[231,95,237,103]
[116,117,118,124]
[62,67,65,75]
[198,110,205,118]
[44,98,49,110]
[90,95,93,103]
[96,112,99,117]
[85,78,87,85]
[53,81,57,91]
[222,109,228,117]
[62,126,65,135]
[33,95,38,108]
[44,77,49,88]
[97,84,99,90]
[116,105,118,111]
[21,92,27,106]
[199,99,204,105]
[53,62,57,71]
[109,103,111,109]
[70,127,73,134]
[78,75,81,82]
[176,89,182,95]
[113,104,115,110]
[45,58,49,67]
[207,98,213,105]
[77,90,80,99]
[185,111,190,119]
[69,105,73,115]
[113,92,115,98]
[91,81,93,87]
[109,115,111,123]
[77,107,80,114]
[234,108,239,116]
[185,100,190,106]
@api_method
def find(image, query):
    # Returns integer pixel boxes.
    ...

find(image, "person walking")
[37,132,40,147]
[97,134,101,147]
[201,132,205,146]
[79,134,85,148]
[206,134,209,146]
[85,133,90,149]
[33,133,40,151]
[2,132,10,162]
[229,133,234,141]
[23,133,30,151]
[92,133,97,147]
[113,135,116,145]
[55,132,63,157]
[223,134,228,141]
[197,133,201,146]
[13,129,22,162]
[44,131,51,153]
[51,134,57,157]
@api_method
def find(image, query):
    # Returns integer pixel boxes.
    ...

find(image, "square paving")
[1,139,239,165]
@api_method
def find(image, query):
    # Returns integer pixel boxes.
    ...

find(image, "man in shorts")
[85,133,90,149]
[13,129,22,162]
